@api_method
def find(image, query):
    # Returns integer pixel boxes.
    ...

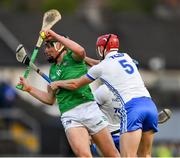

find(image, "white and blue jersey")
[93,85,121,133]
[91,85,121,155]
[86,51,158,134]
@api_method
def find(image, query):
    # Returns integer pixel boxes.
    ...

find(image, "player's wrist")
[25,85,32,93]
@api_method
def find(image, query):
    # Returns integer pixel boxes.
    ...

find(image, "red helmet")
[96,34,119,57]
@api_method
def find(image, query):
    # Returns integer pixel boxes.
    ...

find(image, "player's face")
[44,41,66,63]
[45,43,56,57]
[44,42,59,63]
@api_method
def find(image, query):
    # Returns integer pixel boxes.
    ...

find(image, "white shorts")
[61,101,108,135]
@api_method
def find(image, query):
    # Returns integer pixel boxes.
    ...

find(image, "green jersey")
[49,49,94,114]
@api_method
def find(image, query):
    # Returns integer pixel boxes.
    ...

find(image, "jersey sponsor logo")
[112,98,123,103]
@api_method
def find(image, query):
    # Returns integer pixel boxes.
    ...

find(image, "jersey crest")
[56,69,61,76]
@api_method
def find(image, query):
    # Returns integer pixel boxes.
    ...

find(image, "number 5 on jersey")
[118,59,134,74]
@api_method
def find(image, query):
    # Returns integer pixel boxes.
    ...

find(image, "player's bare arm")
[84,56,100,66]
[49,75,92,91]
[45,30,86,61]
[18,77,56,105]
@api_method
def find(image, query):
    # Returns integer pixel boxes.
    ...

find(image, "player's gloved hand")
[17,77,31,92]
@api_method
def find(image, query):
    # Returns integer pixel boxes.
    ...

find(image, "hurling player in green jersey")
[18,29,120,157]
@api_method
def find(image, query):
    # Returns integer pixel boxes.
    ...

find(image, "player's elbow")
[78,47,86,59]
[46,102,54,106]
[46,98,55,105]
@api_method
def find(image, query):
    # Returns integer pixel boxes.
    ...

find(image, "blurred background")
[0,0,180,157]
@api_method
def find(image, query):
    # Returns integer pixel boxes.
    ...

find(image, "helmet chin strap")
[54,52,61,64]
[54,45,65,64]
[47,45,66,64]
[102,49,106,60]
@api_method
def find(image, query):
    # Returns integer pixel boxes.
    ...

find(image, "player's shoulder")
[91,60,104,69]
[118,51,130,57]
[119,52,134,63]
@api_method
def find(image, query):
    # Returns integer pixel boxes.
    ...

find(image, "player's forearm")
[56,79,79,90]
[27,86,55,105]
[54,34,85,59]
[84,57,100,66]
[54,76,92,90]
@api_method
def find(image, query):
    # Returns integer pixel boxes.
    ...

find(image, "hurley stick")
[16,9,61,90]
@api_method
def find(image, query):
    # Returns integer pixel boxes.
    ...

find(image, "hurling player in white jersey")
[90,84,121,156]
[84,56,172,156]
[90,83,171,156]
[49,34,160,157]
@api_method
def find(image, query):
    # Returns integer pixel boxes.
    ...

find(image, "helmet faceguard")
[45,40,65,52]
[96,34,119,59]
[44,40,66,63]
